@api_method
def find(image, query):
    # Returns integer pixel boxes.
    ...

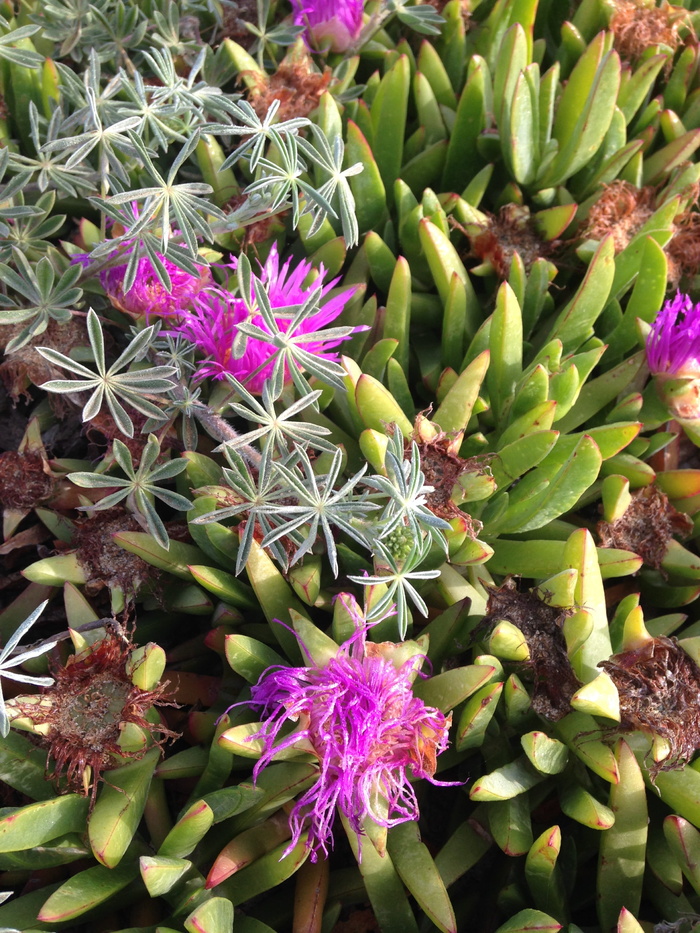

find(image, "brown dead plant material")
[84,409,179,463]
[219,0,259,48]
[408,429,483,529]
[71,507,156,597]
[610,0,691,64]
[666,207,700,286]
[597,484,693,569]
[451,204,549,278]
[332,909,381,933]
[600,636,700,774]
[581,181,657,253]
[478,578,580,721]
[0,317,86,413]
[13,627,177,801]
[0,450,54,510]
[246,59,332,124]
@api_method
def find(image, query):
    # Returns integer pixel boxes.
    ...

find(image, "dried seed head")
[610,0,689,64]
[219,0,259,47]
[454,204,548,278]
[600,636,700,774]
[582,181,657,253]
[72,508,156,597]
[598,486,693,569]
[407,428,484,529]
[13,628,177,801]
[246,59,332,123]
[479,578,579,721]
[666,209,700,287]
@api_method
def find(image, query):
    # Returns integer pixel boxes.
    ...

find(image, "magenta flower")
[291,0,364,52]
[245,596,452,861]
[100,254,210,319]
[171,245,359,393]
[647,292,700,376]
[647,292,700,421]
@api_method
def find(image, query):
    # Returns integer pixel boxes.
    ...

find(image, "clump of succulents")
[6,0,700,931]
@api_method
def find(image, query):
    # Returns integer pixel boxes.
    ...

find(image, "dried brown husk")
[0,450,54,510]
[597,485,693,569]
[13,628,177,801]
[71,507,157,597]
[408,427,484,530]
[581,180,657,253]
[600,636,700,774]
[451,204,550,278]
[610,0,690,64]
[478,578,579,721]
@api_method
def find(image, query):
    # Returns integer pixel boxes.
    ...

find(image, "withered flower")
[0,317,86,413]
[11,627,176,800]
[610,0,689,64]
[600,636,700,774]
[597,484,693,568]
[408,420,485,529]
[666,208,700,287]
[581,181,656,253]
[479,578,579,721]
[451,204,549,279]
[247,57,332,124]
[71,508,157,598]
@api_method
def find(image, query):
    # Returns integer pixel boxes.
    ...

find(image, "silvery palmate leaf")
[259,445,377,577]
[68,434,192,550]
[204,98,310,172]
[37,307,176,437]
[0,600,57,739]
[295,128,363,248]
[104,129,225,255]
[218,375,336,456]
[348,535,441,639]
[0,252,83,352]
[192,444,294,574]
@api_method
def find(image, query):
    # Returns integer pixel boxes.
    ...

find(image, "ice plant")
[100,253,210,319]
[8,627,177,800]
[244,597,452,861]
[172,244,358,392]
[74,202,210,320]
[646,291,700,420]
[291,0,364,52]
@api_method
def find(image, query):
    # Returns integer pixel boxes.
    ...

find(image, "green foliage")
[5,1,700,932]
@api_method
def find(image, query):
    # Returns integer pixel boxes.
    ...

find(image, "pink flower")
[647,292,700,421]
[647,292,700,377]
[100,255,210,319]
[245,595,453,861]
[171,245,359,393]
[291,0,364,52]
